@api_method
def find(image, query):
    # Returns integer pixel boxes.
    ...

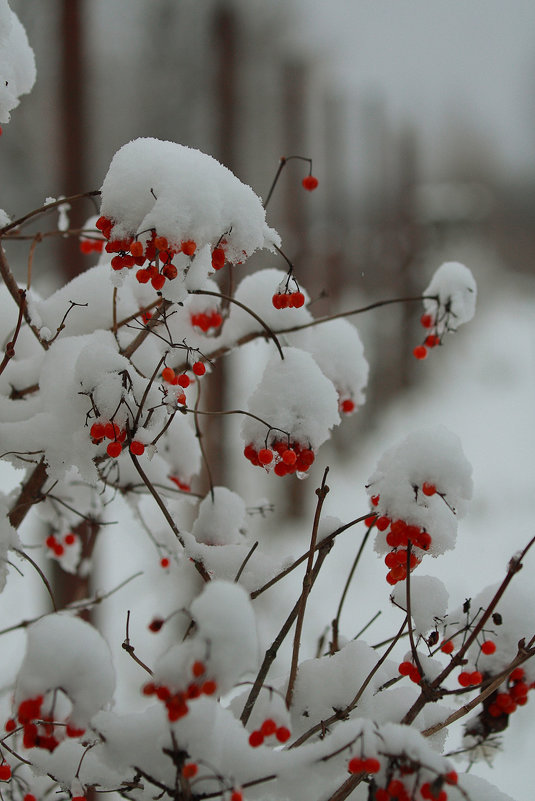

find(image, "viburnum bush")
[0,6,533,801]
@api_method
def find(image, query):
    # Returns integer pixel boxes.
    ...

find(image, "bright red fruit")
[422,482,436,496]
[160,557,170,568]
[107,441,122,458]
[130,441,145,456]
[341,399,355,414]
[258,448,273,465]
[260,718,277,736]
[413,345,428,360]
[275,726,291,743]
[181,240,197,256]
[302,175,318,191]
[348,757,364,774]
[248,730,264,747]
[481,640,496,655]
[182,763,198,779]
[192,361,206,376]
[0,764,11,780]
[151,273,166,291]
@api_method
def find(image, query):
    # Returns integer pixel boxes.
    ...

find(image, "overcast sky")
[293,0,535,182]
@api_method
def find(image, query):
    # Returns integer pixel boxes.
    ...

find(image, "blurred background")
[1,2,535,799]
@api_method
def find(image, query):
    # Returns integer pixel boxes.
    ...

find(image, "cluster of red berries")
[90,420,145,458]
[413,313,442,360]
[191,310,223,333]
[162,363,205,387]
[5,695,85,753]
[440,638,497,687]
[302,175,319,191]
[271,291,305,309]
[79,237,104,255]
[244,439,315,477]
[248,718,291,747]
[398,660,422,685]
[142,661,217,722]
[169,475,191,492]
[45,532,77,558]
[374,772,457,801]
[96,217,228,289]
[486,667,533,719]
[347,756,381,774]
[366,499,431,585]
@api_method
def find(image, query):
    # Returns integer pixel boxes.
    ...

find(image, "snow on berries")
[98,137,280,293]
[14,615,115,734]
[366,426,472,582]
[414,262,477,360]
[241,346,339,476]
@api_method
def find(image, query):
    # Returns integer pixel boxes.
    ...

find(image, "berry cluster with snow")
[0,7,532,801]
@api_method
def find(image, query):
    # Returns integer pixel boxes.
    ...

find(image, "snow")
[0,0,35,124]
[100,137,280,268]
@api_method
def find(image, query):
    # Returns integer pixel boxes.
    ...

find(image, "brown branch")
[0,246,48,349]
[0,190,101,236]
[240,537,334,726]
[0,288,26,376]
[285,468,330,708]
[8,459,49,529]
[122,611,153,676]
[331,526,372,653]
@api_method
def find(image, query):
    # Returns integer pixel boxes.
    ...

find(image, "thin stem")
[0,190,100,236]
[234,541,259,583]
[285,468,330,708]
[331,526,372,652]
[405,543,424,677]
[14,548,57,612]
[192,289,284,360]
[122,610,153,676]
[240,537,334,726]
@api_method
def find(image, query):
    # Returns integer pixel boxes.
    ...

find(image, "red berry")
[181,240,197,256]
[292,291,305,308]
[258,448,273,465]
[275,726,291,743]
[136,268,150,284]
[260,718,277,736]
[130,241,144,257]
[341,399,355,414]
[192,661,206,677]
[371,494,380,506]
[211,247,226,270]
[64,533,76,545]
[420,313,433,328]
[162,367,176,383]
[0,764,11,780]
[376,516,391,531]
[182,763,198,779]
[375,791,390,801]
[445,771,458,785]
[481,640,496,655]
[365,515,376,527]
[130,440,145,456]
[398,661,414,676]
[348,757,364,774]
[272,293,284,309]
[457,672,472,687]
[363,757,380,773]
[162,263,178,280]
[425,334,440,348]
[192,361,206,376]
[441,640,454,654]
[469,670,483,685]
[231,791,243,801]
[160,557,170,568]
[201,679,217,695]
[151,273,166,291]
[148,618,164,632]
[72,797,86,801]
[282,449,297,466]
[90,422,105,440]
[422,482,436,496]
[413,345,428,360]
[248,730,264,747]
[4,718,16,733]
[302,175,318,191]
[509,667,525,682]
[177,374,190,388]
[107,441,122,458]
[142,682,156,696]
[24,795,37,801]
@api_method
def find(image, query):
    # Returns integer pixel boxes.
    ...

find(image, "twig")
[285,468,330,708]
[0,288,26,376]
[14,548,57,611]
[122,610,153,676]
[234,541,258,583]
[240,537,334,726]
[0,190,100,236]
[192,289,284,360]
[331,526,372,653]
